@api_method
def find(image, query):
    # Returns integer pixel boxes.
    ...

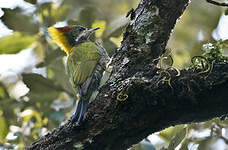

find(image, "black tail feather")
[71,100,89,123]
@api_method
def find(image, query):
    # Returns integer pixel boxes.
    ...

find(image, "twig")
[206,0,228,7]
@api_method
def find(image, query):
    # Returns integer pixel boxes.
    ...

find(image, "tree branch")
[27,0,228,150]
[206,0,228,7]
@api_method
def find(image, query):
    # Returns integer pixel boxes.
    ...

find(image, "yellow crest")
[48,27,73,56]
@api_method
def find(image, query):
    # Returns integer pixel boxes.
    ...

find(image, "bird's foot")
[70,113,81,124]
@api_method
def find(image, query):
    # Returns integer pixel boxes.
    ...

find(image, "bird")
[48,25,110,123]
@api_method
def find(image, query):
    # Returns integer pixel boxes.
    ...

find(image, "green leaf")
[78,6,102,27]
[0,99,21,123]
[0,32,36,54]
[36,49,65,68]
[223,39,228,48]
[48,58,74,95]
[33,41,46,61]
[24,0,37,4]
[167,0,222,62]
[64,5,104,28]
[167,127,186,150]
[22,73,61,101]
[197,137,215,150]
[0,83,9,99]
[225,8,228,16]
[159,125,184,142]
[36,3,71,25]
[1,8,39,34]
[36,3,54,26]
[179,138,191,150]
[0,116,9,142]
[51,5,71,22]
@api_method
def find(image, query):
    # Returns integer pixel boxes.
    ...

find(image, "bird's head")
[48,26,99,55]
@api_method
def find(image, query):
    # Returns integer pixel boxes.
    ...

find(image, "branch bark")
[27,0,228,150]
[206,0,228,7]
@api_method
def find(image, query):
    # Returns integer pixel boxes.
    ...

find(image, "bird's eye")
[78,27,85,31]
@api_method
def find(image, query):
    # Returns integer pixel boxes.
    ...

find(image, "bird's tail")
[71,98,89,123]
[71,62,104,123]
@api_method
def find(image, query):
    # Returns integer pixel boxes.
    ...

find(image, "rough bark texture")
[27,0,228,150]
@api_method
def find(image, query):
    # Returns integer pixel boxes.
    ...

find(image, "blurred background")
[0,0,228,149]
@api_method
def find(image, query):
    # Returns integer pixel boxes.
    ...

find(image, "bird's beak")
[88,27,100,32]
[84,27,100,38]
[76,27,100,43]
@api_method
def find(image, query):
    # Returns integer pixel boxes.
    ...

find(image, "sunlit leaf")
[0,116,9,142]
[0,32,36,54]
[1,8,39,34]
[0,87,5,99]
[167,127,186,150]
[159,125,185,142]
[21,109,42,127]
[36,3,54,26]
[110,35,123,48]
[172,50,191,69]
[179,138,191,150]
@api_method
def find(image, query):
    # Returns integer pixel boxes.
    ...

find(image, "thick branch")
[26,0,228,150]
[206,0,228,7]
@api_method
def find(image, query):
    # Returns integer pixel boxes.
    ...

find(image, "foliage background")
[0,0,228,149]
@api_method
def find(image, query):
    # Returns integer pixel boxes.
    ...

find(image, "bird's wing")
[73,60,98,85]
[67,46,100,86]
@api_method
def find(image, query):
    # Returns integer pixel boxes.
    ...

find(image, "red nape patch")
[57,26,72,32]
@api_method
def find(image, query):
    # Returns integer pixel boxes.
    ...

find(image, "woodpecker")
[48,26,110,123]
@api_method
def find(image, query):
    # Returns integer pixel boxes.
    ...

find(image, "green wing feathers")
[72,61,97,85]
[67,42,100,85]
